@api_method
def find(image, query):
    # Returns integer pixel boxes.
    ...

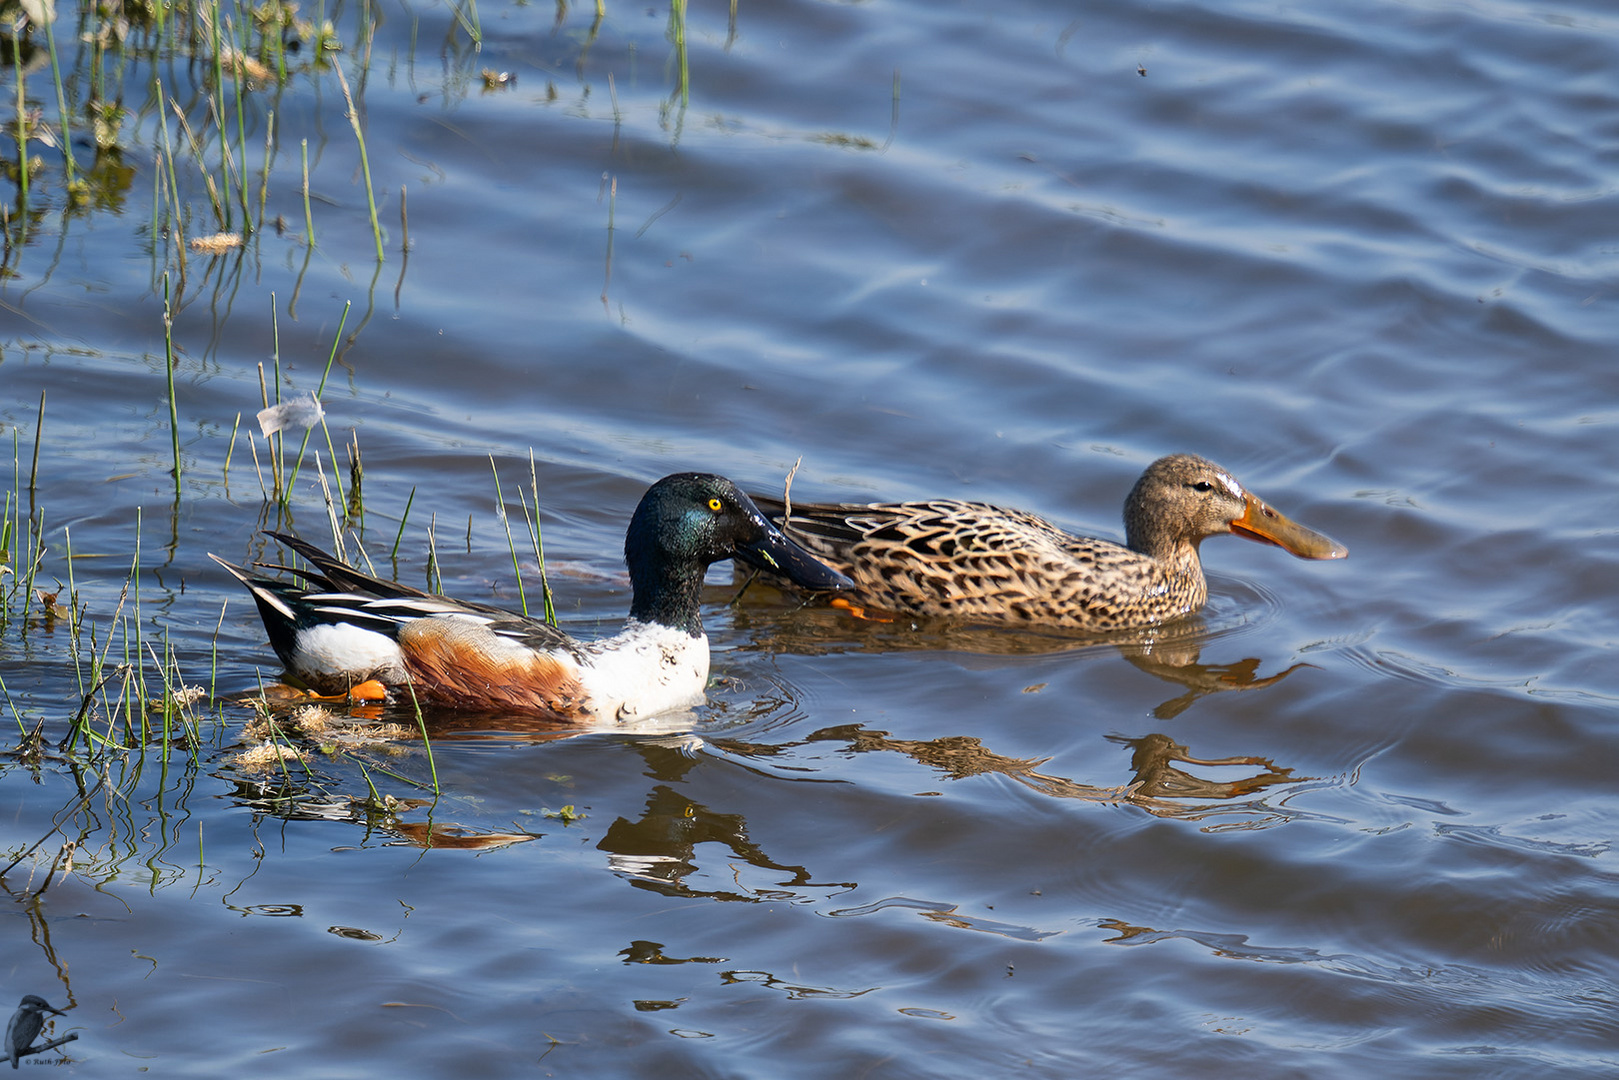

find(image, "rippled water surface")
[2,0,1617,1074]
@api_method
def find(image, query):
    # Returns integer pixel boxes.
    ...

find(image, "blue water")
[2,0,1618,1074]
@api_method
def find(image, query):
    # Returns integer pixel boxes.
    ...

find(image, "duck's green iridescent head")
[625,473,852,631]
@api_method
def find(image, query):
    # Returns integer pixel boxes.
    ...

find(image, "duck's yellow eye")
[708,497,724,512]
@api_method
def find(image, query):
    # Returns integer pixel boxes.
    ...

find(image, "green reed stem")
[670,0,689,108]
[525,451,556,624]
[404,681,440,796]
[355,759,384,806]
[19,508,42,627]
[452,0,481,45]
[300,138,314,245]
[38,3,78,191]
[331,64,384,262]
[163,273,181,486]
[5,429,17,604]
[149,640,171,765]
[0,672,23,734]
[516,490,556,626]
[168,97,225,230]
[224,412,240,479]
[268,299,284,497]
[317,415,346,515]
[210,599,227,702]
[427,514,441,594]
[149,149,163,262]
[28,389,44,495]
[131,506,146,719]
[231,14,251,230]
[12,45,27,215]
[156,635,199,751]
[314,451,344,557]
[210,2,232,231]
[284,300,349,498]
[489,459,529,618]
[258,109,275,226]
[64,524,81,694]
[154,82,187,273]
[392,486,416,559]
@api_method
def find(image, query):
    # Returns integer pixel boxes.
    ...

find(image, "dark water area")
[2,0,1618,1074]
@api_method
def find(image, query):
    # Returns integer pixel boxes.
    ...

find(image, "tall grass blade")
[163,273,182,486]
[283,301,350,498]
[331,65,384,262]
[28,389,44,495]
[489,458,528,617]
[404,680,441,797]
[37,0,79,191]
[392,486,416,560]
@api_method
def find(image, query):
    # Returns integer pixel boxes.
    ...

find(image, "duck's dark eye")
[707,497,724,512]
[1191,481,1214,492]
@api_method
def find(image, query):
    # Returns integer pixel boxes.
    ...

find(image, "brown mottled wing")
[753,496,1191,629]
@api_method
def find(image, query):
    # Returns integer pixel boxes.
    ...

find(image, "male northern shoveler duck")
[212,473,852,720]
[749,453,1346,630]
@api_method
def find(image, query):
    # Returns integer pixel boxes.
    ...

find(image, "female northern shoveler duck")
[212,473,852,720]
[749,453,1346,630]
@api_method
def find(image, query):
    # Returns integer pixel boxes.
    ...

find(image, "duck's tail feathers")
[261,531,437,601]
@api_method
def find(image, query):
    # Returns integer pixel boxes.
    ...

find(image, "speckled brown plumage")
[751,454,1346,630]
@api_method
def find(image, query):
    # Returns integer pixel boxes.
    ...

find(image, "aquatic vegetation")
[0,0,716,291]
[0,386,485,906]
[1,0,408,278]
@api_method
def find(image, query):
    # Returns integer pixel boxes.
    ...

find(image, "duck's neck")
[1160,540,1205,584]
[626,550,707,637]
[1125,519,1192,562]
[1127,517,1206,579]
[1142,539,1208,611]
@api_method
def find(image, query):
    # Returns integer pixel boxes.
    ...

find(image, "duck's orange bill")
[1230,495,1348,560]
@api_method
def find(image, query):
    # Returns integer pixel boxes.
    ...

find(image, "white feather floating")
[256,393,325,437]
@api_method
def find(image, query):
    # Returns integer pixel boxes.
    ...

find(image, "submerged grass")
[0,393,462,888]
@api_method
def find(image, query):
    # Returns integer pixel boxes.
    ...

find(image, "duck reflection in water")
[534,728,1298,894]
[747,724,1303,821]
[597,782,856,902]
[1117,633,1313,720]
[1110,732,1298,806]
[730,591,1316,722]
